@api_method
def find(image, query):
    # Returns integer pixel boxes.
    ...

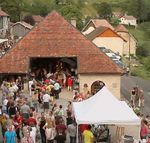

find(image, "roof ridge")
[0,11,123,74]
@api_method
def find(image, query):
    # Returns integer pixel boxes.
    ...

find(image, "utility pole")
[128,32,131,70]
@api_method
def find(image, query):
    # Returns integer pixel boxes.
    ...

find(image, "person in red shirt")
[55,118,67,143]
[13,111,23,142]
[67,76,73,91]
[79,124,89,134]
[27,113,37,126]
[79,124,89,143]
[140,119,149,139]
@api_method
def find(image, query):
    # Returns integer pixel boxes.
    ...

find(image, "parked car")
[98,47,107,53]
[115,60,126,69]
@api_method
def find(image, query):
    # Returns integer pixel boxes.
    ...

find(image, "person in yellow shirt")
[46,84,54,93]
[83,125,94,143]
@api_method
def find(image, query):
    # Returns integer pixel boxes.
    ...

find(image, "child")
[67,76,73,91]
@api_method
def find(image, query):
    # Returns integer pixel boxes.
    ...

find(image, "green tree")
[23,15,35,25]
[145,57,150,71]
[0,0,23,22]
[136,43,150,57]
[94,2,112,20]
[28,0,54,16]
[126,0,148,22]
[58,4,83,30]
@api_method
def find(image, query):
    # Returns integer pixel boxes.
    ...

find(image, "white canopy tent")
[0,39,8,44]
[73,86,141,143]
[73,86,140,125]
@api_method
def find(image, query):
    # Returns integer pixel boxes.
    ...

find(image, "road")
[121,75,150,115]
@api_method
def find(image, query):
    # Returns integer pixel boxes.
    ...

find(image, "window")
[91,81,105,95]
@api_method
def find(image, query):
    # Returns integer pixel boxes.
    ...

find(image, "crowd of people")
[0,57,96,143]
[0,60,150,143]
[0,74,76,143]
[0,74,102,143]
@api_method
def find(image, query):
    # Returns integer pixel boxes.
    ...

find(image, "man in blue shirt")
[4,125,17,143]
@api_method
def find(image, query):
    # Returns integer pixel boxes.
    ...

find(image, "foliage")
[58,4,83,30]
[142,57,150,71]
[131,66,150,79]
[138,22,150,38]
[126,0,149,22]
[127,22,150,79]
[0,0,23,22]
[26,0,54,16]
[94,2,112,20]
[136,44,150,57]
[133,56,150,80]
[23,15,35,26]
[111,18,121,26]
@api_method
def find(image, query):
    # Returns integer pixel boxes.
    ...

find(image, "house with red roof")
[86,26,127,56]
[115,24,137,56]
[0,11,124,99]
[0,8,10,38]
[82,19,114,35]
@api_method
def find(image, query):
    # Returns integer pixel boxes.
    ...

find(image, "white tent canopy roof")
[73,86,140,125]
[0,39,8,44]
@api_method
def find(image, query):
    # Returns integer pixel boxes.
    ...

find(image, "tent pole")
[76,124,79,143]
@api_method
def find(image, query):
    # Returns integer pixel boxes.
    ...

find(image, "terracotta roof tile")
[91,19,114,30]
[115,25,129,33]
[86,26,108,40]
[32,15,44,23]
[0,11,123,74]
[86,26,126,42]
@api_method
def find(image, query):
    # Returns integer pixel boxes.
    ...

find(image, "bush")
[144,57,150,71]
[136,44,150,57]
[131,66,150,79]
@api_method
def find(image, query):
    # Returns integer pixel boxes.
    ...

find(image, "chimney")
[70,19,76,27]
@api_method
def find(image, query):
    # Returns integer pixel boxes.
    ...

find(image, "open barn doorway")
[29,57,78,89]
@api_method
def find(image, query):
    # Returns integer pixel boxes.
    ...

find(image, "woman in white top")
[43,118,56,143]
[30,125,37,143]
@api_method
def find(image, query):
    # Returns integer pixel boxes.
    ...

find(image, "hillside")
[127,23,150,79]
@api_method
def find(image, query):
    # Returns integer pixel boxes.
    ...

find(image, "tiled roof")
[121,15,136,20]
[32,15,44,23]
[0,9,9,16]
[115,25,128,33]
[91,19,114,30]
[86,26,108,40]
[86,26,126,41]
[13,21,33,29]
[0,11,123,74]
